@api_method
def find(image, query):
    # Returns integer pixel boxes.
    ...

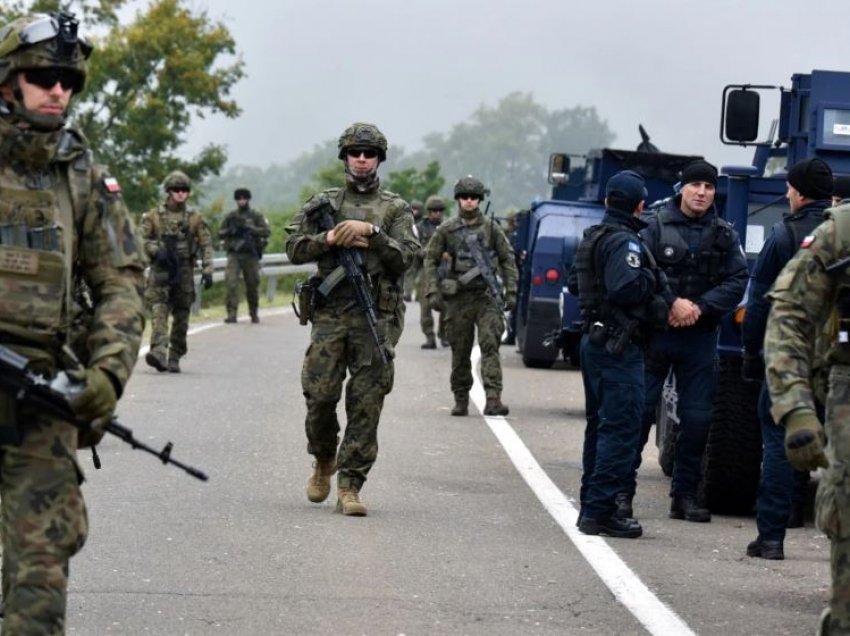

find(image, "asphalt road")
[65,304,830,635]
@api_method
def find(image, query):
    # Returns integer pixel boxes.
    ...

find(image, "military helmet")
[0,12,92,91]
[410,199,424,211]
[453,176,488,199]
[164,170,192,192]
[337,122,388,161]
[425,195,445,211]
[234,187,251,200]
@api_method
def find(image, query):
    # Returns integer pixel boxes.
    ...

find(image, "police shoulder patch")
[626,252,641,268]
[102,176,121,193]
[800,234,816,248]
[628,240,641,253]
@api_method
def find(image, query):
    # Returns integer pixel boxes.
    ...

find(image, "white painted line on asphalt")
[470,347,696,636]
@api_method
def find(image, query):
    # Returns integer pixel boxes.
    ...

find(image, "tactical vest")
[0,129,92,349]
[775,207,826,264]
[416,219,438,246]
[146,205,204,261]
[654,208,736,299]
[445,221,498,292]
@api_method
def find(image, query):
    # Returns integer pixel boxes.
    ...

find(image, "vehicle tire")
[702,356,762,515]
[522,353,555,369]
[658,421,676,478]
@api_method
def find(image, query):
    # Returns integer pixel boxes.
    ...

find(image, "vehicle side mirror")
[548,153,571,184]
[724,89,760,143]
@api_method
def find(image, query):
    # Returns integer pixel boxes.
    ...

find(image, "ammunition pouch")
[376,277,402,313]
[0,246,67,342]
[439,278,459,296]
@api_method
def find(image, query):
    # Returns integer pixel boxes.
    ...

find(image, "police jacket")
[742,200,829,355]
[569,208,668,333]
[641,197,748,331]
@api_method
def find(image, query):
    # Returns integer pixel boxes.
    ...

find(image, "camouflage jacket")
[140,202,213,275]
[219,207,270,256]
[0,117,145,390]
[765,205,850,423]
[423,214,518,298]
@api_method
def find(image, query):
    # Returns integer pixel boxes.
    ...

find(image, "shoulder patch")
[626,252,641,268]
[102,176,121,193]
[801,234,816,249]
[628,240,641,253]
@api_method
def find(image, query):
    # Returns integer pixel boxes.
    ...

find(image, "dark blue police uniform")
[629,194,748,520]
[744,197,829,556]
[570,170,669,539]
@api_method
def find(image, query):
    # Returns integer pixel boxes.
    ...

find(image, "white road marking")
[470,347,696,636]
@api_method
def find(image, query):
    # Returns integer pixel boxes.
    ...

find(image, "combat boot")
[224,315,237,324]
[145,350,167,372]
[483,397,509,416]
[451,394,469,416]
[336,487,367,516]
[250,307,260,324]
[421,335,437,349]
[746,536,784,560]
[669,494,711,522]
[578,515,642,539]
[306,459,336,503]
[614,492,634,519]
[167,356,181,374]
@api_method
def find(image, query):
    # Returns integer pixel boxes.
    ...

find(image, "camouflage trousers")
[0,404,87,636]
[445,291,505,398]
[145,266,195,359]
[816,365,850,634]
[225,252,261,317]
[418,298,446,340]
[300,304,403,490]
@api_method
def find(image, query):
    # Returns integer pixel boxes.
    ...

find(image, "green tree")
[1,1,244,214]
[384,160,445,204]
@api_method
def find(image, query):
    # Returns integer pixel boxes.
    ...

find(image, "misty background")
[175,0,848,209]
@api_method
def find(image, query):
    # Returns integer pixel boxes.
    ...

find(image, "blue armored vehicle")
[513,130,700,368]
[657,70,850,514]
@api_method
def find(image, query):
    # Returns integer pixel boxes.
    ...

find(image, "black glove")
[201,272,213,289]
[741,351,765,383]
[784,410,828,471]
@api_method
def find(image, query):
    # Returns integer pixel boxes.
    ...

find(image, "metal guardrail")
[191,252,315,314]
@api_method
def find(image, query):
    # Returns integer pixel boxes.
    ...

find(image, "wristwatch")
[371,225,381,236]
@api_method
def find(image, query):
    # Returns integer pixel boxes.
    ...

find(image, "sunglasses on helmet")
[0,13,92,60]
[346,147,379,160]
[23,67,85,92]
[458,194,481,201]
[169,187,190,194]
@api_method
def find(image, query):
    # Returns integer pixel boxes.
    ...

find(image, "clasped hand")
[327,220,373,248]
[668,297,701,327]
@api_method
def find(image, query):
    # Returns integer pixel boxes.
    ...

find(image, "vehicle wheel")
[522,354,555,369]
[658,422,676,478]
[702,356,762,515]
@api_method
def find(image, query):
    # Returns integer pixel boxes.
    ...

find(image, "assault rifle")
[0,344,209,481]
[308,203,389,366]
[461,226,504,306]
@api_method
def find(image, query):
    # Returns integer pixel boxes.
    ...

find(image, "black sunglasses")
[169,187,190,194]
[346,147,379,159]
[458,194,481,201]
[23,68,85,93]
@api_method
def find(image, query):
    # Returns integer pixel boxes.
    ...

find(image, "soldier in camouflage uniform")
[285,122,418,516]
[416,195,447,348]
[403,199,424,302]
[0,12,145,632]
[219,187,270,324]
[140,171,213,373]
[765,204,850,635]
[423,176,518,416]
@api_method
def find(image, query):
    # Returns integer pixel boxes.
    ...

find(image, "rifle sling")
[458,266,481,286]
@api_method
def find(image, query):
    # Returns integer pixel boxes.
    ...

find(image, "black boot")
[669,494,711,522]
[578,515,642,539]
[451,394,468,416]
[614,492,634,519]
[249,306,259,323]
[421,335,437,349]
[746,537,784,560]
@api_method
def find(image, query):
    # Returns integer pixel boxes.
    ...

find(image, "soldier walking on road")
[219,187,270,324]
[285,122,418,516]
[140,171,213,373]
[423,177,517,416]
[403,199,424,301]
[764,202,850,635]
[743,158,833,560]
[0,12,145,632]
[417,195,447,348]
[568,171,670,539]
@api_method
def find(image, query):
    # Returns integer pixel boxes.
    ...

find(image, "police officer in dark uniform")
[624,160,748,523]
[833,174,850,207]
[743,157,832,559]
[569,170,670,539]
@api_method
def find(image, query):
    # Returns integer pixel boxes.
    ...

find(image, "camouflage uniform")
[219,194,270,322]
[424,184,517,410]
[765,205,850,634]
[403,200,424,301]
[285,122,417,509]
[415,198,447,347]
[140,176,213,370]
[0,12,145,633]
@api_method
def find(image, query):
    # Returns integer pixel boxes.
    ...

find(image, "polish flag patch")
[103,176,121,193]
[800,234,816,249]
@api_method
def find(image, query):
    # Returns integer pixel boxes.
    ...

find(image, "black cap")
[605,170,647,211]
[680,160,718,188]
[834,175,850,200]
[234,188,251,200]
[787,158,833,200]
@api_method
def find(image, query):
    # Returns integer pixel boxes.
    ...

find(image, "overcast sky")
[180,0,849,174]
